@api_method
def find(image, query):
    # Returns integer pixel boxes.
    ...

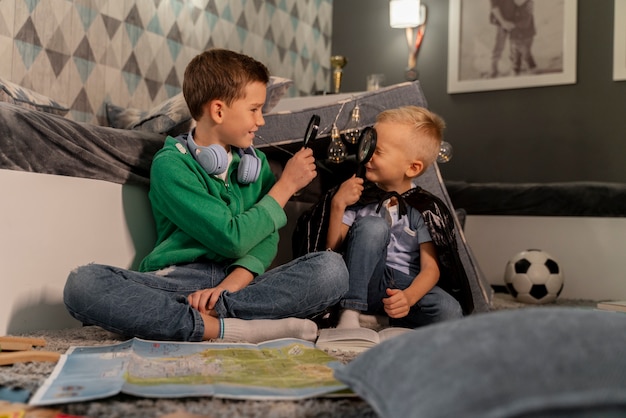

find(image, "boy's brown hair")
[376,105,445,170]
[183,49,270,120]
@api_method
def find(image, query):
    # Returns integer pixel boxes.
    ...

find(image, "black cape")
[292,181,474,315]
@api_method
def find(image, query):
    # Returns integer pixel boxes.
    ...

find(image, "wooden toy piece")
[0,336,60,366]
[0,336,47,347]
[0,341,33,351]
[0,350,61,366]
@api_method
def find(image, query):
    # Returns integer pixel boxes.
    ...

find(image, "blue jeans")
[342,216,462,328]
[64,251,348,342]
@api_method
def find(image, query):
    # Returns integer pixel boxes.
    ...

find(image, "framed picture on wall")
[447,0,578,94]
[614,0,626,80]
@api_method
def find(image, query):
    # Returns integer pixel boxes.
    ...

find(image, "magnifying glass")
[303,114,320,148]
[356,126,377,178]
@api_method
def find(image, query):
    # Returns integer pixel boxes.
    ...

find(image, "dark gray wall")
[332,0,626,183]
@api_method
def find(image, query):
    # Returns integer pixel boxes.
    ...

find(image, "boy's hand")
[188,287,226,314]
[383,288,411,319]
[282,147,317,193]
[269,147,317,207]
[332,175,364,210]
[326,175,362,250]
[188,267,253,313]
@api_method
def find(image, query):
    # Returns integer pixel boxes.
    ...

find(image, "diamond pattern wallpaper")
[0,0,333,124]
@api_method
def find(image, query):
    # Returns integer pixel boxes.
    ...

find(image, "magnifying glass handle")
[303,114,320,148]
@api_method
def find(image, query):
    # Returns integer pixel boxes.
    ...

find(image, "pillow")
[130,92,191,137]
[107,94,192,136]
[0,76,69,116]
[106,76,293,136]
[263,76,293,114]
[334,308,626,418]
[105,104,147,130]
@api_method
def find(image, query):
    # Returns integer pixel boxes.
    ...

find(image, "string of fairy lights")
[256,96,452,164]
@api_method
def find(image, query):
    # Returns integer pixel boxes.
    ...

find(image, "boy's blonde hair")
[376,105,445,170]
[183,49,270,120]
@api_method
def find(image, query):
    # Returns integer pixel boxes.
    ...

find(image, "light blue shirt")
[343,199,432,276]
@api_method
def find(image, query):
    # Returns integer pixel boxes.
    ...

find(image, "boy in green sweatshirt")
[64,49,348,343]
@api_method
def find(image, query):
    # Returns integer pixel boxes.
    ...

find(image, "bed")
[0,80,491,335]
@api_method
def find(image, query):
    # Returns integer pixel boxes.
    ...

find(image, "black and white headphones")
[185,129,261,184]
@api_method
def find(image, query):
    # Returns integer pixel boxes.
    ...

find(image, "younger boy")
[326,106,462,329]
[64,49,348,343]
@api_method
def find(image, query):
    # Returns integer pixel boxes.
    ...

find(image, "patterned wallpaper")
[0,0,333,124]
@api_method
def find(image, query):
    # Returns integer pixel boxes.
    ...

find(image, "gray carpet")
[0,294,598,417]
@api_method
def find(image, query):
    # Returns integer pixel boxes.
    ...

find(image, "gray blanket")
[0,81,430,187]
[0,102,165,186]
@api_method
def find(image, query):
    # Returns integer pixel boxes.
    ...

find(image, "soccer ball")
[504,249,564,304]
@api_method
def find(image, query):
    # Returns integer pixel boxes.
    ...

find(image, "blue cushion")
[335,307,626,418]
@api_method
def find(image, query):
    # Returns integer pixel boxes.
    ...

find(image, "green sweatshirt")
[139,136,287,275]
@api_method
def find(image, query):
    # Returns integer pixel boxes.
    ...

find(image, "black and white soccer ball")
[504,249,564,304]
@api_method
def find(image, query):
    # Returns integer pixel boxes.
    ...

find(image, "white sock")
[220,317,318,343]
[336,309,361,329]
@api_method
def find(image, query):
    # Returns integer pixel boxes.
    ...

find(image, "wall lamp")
[389,0,427,81]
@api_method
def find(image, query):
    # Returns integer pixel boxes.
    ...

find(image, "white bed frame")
[1,169,155,334]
